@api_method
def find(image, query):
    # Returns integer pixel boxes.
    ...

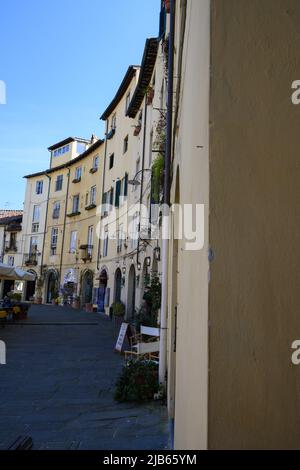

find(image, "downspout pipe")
[59,168,70,288]
[159,0,175,386]
[40,173,51,278]
[97,120,109,272]
[137,95,148,266]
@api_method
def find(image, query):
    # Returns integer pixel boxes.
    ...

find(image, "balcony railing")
[5,241,18,253]
[79,245,93,262]
[23,253,38,266]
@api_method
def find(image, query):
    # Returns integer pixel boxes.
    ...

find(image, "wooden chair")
[125,340,160,361]
[129,325,160,349]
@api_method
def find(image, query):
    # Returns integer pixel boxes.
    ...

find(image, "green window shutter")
[124,173,128,197]
[115,180,121,208]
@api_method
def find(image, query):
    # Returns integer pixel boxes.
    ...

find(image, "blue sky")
[0,0,160,209]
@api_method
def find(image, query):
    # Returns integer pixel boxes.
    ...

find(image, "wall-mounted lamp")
[122,267,126,275]
[154,247,161,261]
[146,257,151,267]
[137,262,141,271]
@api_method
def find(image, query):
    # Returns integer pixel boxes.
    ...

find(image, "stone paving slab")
[0,305,169,450]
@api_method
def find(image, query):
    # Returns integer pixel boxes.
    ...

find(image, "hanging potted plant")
[146,86,155,105]
[165,0,170,13]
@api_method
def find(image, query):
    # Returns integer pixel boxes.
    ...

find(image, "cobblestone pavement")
[0,305,169,450]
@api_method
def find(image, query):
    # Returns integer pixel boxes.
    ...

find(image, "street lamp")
[128,169,152,186]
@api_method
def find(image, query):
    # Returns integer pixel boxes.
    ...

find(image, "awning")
[0,263,36,281]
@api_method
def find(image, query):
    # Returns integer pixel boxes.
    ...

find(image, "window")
[53,144,70,157]
[32,205,40,232]
[51,227,58,255]
[123,135,129,154]
[93,155,99,170]
[111,113,117,130]
[103,227,108,257]
[77,142,87,154]
[32,223,39,233]
[85,192,89,207]
[87,226,93,257]
[90,186,96,205]
[75,166,82,181]
[55,175,63,191]
[36,180,43,195]
[53,201,60,219]
[8,256,14,266]
[117,223,124,252]
[130,212,139,249]
[33,205,40,222]
[109,153,114,170]
[117,174,128,206]
[125,92,131,113]
[72,195,80,214]
[30,237,38,254]
[70,231,77,253]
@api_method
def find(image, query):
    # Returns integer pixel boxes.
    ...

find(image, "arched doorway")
[98,269,108,312]
[114,268,122,303]
[81,270,94,306]
[25,270,37,301]
[127,264,136,319]
[46,271,58,304]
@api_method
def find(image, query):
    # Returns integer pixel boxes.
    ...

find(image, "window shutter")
[115,180,121,207]
[124,173,128,197]
[110,187,114,206]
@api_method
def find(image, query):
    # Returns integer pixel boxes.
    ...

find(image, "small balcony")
[106,128,115,140]
[5,241,18,253]
[79,245,93,262]
[72,177,81,184]
[89,167,98,174]
[67,211,81,218]
[23,253,38,266]
[85,203,96,211]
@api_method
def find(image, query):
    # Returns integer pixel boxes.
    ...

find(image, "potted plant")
[114,359,159,402]
[111,301,125,317]
[146,86,154,105]
[85,303,94,313]
[72,295,81,309]
[165,0,170,13]
[133,124,141,136]
[34,277,43,304]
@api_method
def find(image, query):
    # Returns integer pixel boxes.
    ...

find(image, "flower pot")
[85,303,93,313]
[72,300,80,309]
[133,125,141,136]
[35,297,42,305]
[165,0,170,13]
[146,88,154,105]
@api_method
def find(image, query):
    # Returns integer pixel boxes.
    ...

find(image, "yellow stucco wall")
[209,0,300,449]
[169,0,210,451]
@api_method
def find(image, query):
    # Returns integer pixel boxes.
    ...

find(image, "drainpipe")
[59,168,71,287]
[40,173,51,277]
[97,120,109,271]
[137,95,148,266]
[159,0,175,386]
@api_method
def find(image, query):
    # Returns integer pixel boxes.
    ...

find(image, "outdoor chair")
[129,325,160,349]
[124,339,160,361]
